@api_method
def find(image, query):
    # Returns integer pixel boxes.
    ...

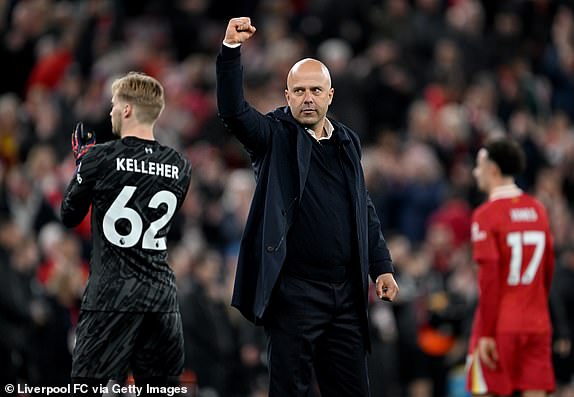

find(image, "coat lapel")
[296,127,312,202]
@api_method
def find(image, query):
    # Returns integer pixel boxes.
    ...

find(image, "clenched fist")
[376,273,399,302]
[224,17,256,46]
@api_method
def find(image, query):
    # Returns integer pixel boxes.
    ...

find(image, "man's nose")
[303,91,313,103]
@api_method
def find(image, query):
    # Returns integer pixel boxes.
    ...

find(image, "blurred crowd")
[0,0,574,396]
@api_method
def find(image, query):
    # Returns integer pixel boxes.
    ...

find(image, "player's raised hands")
[224,17,256,46]
[72,122,96,165]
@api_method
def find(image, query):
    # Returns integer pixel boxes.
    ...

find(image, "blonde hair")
[111,72,165,124]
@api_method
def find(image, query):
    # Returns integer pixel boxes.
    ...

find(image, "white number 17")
[506,231,545,285]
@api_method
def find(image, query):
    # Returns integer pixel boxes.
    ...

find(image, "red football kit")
[466,185,555,395]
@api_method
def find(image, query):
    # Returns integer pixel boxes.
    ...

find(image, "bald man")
[216,17,399,397]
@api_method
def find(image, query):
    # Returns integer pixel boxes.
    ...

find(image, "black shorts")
[71,310,184,379]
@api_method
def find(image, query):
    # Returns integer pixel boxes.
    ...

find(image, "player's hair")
[111,72,165,124]
[484,137,526,176]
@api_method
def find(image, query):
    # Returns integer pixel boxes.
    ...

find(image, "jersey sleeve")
[471,209,499,265]
[60,146,100,228]
[178,157,192,207]
[471,208,501,337]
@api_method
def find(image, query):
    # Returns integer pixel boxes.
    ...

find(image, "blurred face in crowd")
[473,148,495,193]
[285,59,334,135]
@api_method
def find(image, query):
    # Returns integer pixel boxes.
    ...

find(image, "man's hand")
[477,337,498,370]
[71,122,96,165]
[376,273,399,302]
[553,338,572,358]
[224,17,256,46]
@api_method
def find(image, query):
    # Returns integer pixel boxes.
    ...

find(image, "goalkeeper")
[61,72,192,396]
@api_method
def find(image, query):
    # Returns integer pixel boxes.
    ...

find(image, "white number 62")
[103,185,177,250]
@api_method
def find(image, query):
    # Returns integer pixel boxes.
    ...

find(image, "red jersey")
[470,185,554,342]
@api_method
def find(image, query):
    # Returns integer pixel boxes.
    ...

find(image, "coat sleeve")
[367,193,394,282]
[346,128,394,282]
[216,45,275,156]
[60,147,99,228]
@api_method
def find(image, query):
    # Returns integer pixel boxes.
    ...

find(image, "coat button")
[266,246,274,252]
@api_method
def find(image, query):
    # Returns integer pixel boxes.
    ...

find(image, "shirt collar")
[305,118,334,141]
[489,184,523,201]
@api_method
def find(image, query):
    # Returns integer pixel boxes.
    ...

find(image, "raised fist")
[224,17,256,46]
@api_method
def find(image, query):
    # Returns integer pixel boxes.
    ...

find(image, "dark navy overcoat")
[216,46,394,337]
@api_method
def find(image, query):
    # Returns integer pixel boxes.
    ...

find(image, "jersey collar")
[489,184,522,201]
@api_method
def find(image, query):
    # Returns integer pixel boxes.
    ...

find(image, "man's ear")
[489,161,502,178]
[123,103,132,118]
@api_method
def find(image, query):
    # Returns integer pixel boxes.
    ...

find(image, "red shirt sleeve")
[471,209,501,337]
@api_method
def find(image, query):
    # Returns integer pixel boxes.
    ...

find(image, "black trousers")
[72,311,184,379]
[264,274,370,397]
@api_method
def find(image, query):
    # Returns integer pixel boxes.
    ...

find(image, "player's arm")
[176,157,193,210]
[475,256,501,369]
[472,215,501,369]
[475,256,501,338]
[61,149,99,227]
[471,214,502,337]
[216,17,274,155]
[61,123,98,228]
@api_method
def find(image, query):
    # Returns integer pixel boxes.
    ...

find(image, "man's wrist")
[219,42,242,61]
[376,273,391,281]
[223,41,241,48]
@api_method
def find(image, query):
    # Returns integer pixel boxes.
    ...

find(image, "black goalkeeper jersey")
[61,136,191,312]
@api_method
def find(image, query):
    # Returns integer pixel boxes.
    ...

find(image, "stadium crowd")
[0,0,573,396]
